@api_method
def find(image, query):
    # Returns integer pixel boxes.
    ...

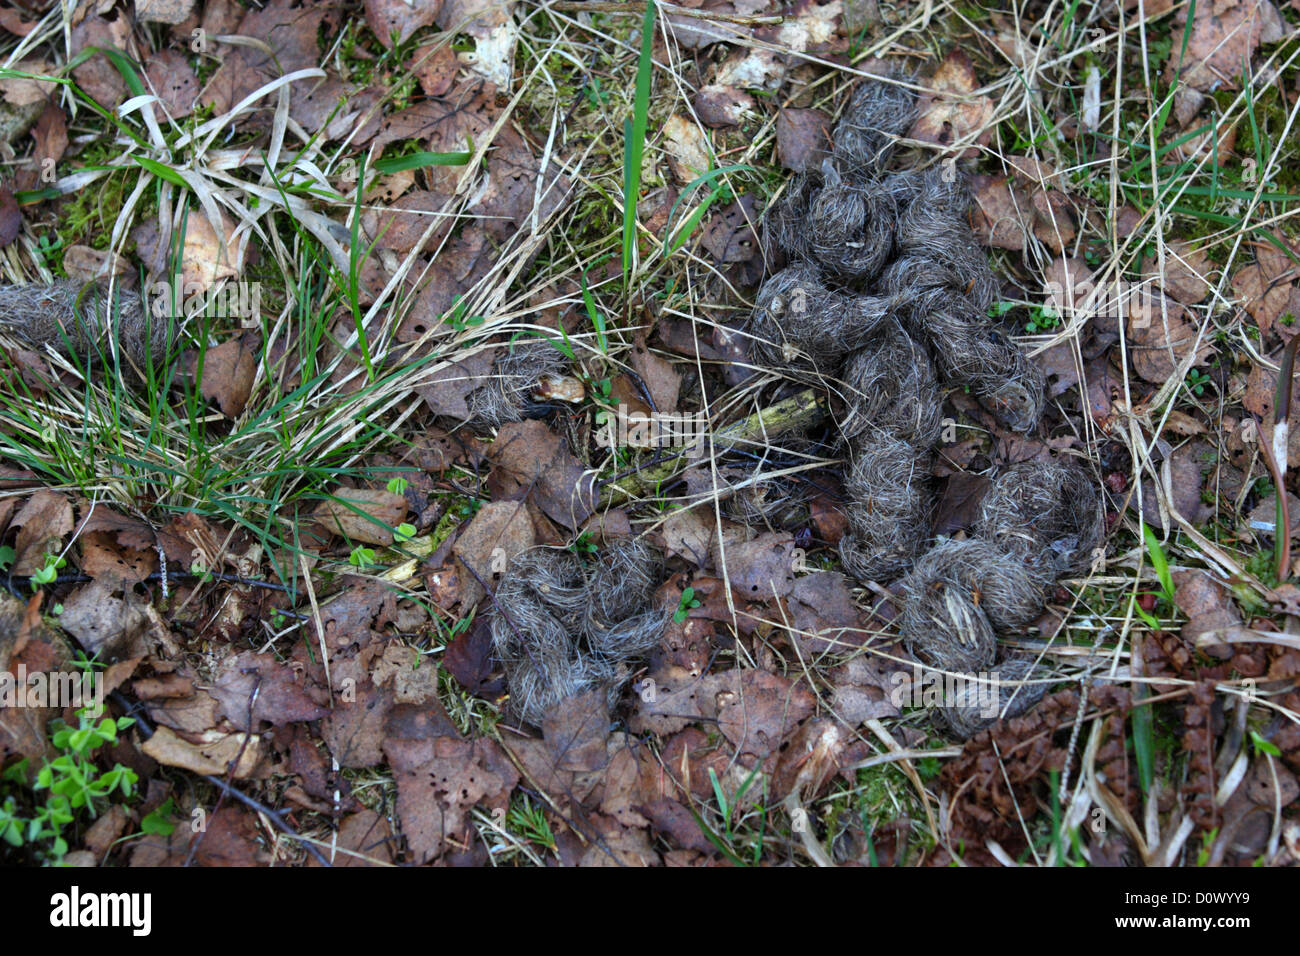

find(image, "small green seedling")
[1184,368,1211,397]
[348,545,378,569]
[674,586,701,623]
[30,553,67,591]
[1024,305,1061,334]
[1249,729,1281,758]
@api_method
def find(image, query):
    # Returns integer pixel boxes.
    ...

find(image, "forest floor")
[0,0,1298,867]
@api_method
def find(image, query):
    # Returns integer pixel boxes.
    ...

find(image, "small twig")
[46,568,295,593]
[599,387,827,505]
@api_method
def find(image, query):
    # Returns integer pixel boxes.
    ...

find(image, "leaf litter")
[0,0,1296,870]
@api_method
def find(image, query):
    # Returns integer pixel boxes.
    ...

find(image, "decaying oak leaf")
[199,0,336,115]
[10,489,72,575]
[908,50,995,158]
[972,174,1030,250]
[1244,359,1300,468]
[542,687,611,773]
[1146,239,1214,304]
[181,206,242,294]
[134,0,195,24]
[488,419,597,529]
[436,0,518,89]
[1233,235,1300,336]
[140,725,264,779]
[724,531,798,600]
[1164,0,1289,93]
[712,668,816,760]
[450,498,536,604]
[211,651,330,730]
[694,84,755,128]
[385,735,519,864]
[1125,294,1212,383]
[199,332,259,418]
[315,487,409,546]
[663,114,712,183]
[776,108,831,173]
[69,10,130,108]
[366,0,443,48]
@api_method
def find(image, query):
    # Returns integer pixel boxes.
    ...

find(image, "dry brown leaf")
[1244,359,1300,467]
[134,0,195,24]
[366,0,443,48]
[630,342,681,413]
[1126,295,1212,383]
[31,102,66,171]
[315,487,409,546]
[140,725,263,779]
[451,498,536,597]
[0,186,20,249]
[0,59,54,108]
[1030,187,1078,253]
[416,349,495,419]
[10,489,72,574]
[1165,0,1289,92]
[489,419,596,529]
[436,0,518,89]
[385,735,518,864]
[62,245,129,281]
[542,687,611,773]
[210,651,330,730]
[59,580,151,660]
[410,42,460,97]
[663,114,711,183]
[776,107,831,172]
[181,206,242,294]
[1151,239,1215,304]
[694,85,755,128]
[829,656,901,725]
[288,73,381,143]
[199,332,259,418]
[69,11,130,108]
[785,571,869,655]
[723,531,797,600]
[908,50,995,158]
[972,174,1030,250]
[1234,236,1300,336]
[713,668,816,760]
[1172,569,1252,653]
[199,0,336,115]
[363,189,454,254]
[79,530,155,583]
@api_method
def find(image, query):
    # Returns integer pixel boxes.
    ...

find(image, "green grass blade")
[1142,521,1174,601]
[372,150,472,175]
[622,0,657,287]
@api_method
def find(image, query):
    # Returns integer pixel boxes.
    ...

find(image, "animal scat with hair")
[836,435,933,581]
[899,460,1103,738]
[977,460,1105,583]
[830,75,919,174]
[836,320,944,447]
[741,78,1106,736]
[465,338,569,428]
[805,161,898,283]
[936,657,1052,740]
[744,264,896,374]
[490,542,669,725]
[0,279,166,371]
